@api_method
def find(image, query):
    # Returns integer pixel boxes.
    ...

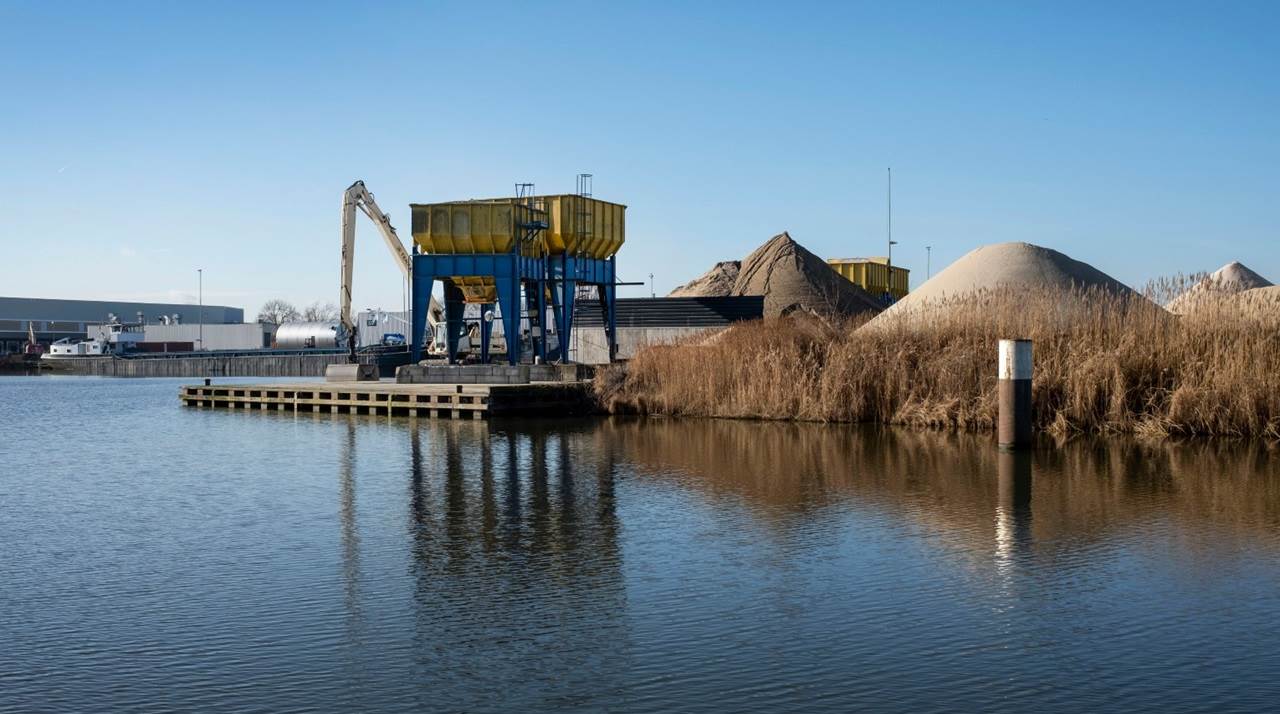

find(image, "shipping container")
[827,258,910,300]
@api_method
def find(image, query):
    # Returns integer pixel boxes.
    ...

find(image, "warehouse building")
[0,296,243,353]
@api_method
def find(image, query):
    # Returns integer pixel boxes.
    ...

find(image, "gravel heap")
[668,261,741,298]
[868,241,1139,325]
[730,232,884,318]
[1167,261,1272,314]
[1182,285,1280,320]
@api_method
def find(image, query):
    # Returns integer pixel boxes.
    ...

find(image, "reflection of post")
[998,339,1033,449]
[995,449,1034,560]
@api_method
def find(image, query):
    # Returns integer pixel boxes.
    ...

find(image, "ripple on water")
[1,378,1279,712]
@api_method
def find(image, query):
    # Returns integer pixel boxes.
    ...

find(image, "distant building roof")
[0,296,243,324]
[0,296,244,343]
[575,296,764,328]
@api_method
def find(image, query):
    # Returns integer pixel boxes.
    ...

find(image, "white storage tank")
[274,322,345,350]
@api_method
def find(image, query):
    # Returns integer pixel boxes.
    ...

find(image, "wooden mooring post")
[998,339,1033,450]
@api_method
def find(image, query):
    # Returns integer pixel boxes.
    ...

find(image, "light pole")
[198,268,203,351]
[649,272,655,299]
[887,167,898,265]
[886,168,899,302]
[926,246,932,279]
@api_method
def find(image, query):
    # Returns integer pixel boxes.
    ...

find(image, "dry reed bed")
[595,285,1280,439]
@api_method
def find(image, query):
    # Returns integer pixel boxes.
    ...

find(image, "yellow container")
[410,201,535,256]
[541,195,626,259]
[827,257,910,300]
[410,196,626,303]
[411,196,625,259]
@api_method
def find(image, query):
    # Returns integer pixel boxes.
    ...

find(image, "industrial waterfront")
[3,375,1279,713]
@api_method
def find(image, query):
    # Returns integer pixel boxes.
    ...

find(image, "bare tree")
[301,301,340,322]
[257,299,299,325]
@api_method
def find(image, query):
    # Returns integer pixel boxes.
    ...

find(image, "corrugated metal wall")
[574,296,764,328]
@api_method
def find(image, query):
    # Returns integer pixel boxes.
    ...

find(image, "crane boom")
[339,180,440,361]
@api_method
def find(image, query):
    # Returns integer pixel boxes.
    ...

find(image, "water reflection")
[325,414,1280,711]
[338,420,363,639]
[401,419,628,707]
[604,418,1280,559]
[11,379,1280,712]
[995,450,1033,571]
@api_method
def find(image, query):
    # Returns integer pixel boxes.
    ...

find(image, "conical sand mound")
[1167,261,1272,314]
[1184,285,1280,322]
[869,241,1139,326]
[731,232,883,318]
[668,261,740,298]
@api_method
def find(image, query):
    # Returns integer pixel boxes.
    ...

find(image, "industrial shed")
[570,296,764,364]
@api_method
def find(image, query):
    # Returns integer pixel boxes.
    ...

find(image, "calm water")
[2,377,1279,713]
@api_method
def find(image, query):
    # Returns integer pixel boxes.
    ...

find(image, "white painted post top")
[998,339,1033,380]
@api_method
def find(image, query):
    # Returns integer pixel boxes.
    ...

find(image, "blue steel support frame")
[443,282,465,364]
[548,254,616,363]
[410,242,617,365]
[479,302,493,364]
[534,277,548,363]
[411,252,547,366]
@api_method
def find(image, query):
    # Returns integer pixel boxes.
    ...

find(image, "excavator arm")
[339,180,441,361]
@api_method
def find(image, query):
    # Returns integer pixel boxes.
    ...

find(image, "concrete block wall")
[396,362,595,385]
[572,326,722,364]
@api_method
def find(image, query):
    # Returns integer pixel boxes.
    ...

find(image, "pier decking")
[179,380,593,418]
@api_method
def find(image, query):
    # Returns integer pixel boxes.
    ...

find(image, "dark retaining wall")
[42,351,410,378]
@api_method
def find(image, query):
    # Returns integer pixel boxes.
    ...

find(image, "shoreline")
[592,287,1280,441]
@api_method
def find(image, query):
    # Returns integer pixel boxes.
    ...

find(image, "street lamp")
[886,167,898,265]
[197,268,203,351]
[886,167,899,303]
[926,246,932,279]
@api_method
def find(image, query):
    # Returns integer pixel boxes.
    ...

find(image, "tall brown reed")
[595,283,1280,439]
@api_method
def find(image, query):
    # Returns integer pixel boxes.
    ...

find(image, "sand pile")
[1238,285,1280,310]
[668,261,740,298]
[731,232,884,317]
[868,241,1140,326]
[1167,261,1272,314]
[1180,285,1280,322]
[1238,285,1280,316]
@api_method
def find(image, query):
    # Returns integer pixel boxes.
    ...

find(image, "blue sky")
[2,1,1276,316]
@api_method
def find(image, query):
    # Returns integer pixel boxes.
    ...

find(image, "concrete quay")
[395,363,594,385]
[179,379,596,419]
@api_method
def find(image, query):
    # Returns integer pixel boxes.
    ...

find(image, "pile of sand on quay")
[668,261,741,297]
[1167,261,1272,315]
[866,241,1142,328]
[1177,284,1280,325]
[730,232,883,318]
